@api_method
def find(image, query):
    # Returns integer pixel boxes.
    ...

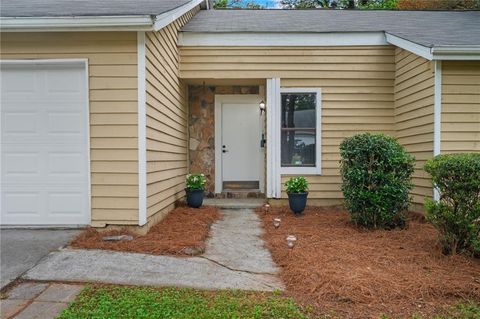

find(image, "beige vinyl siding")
[441,61,480,153]
[180,46,396,205]
[145,7,199,223]
[1,32,139,226]
[393,48,435,210]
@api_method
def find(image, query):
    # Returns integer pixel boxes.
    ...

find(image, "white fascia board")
[178,31,387,47]
[153,0,204,31]
[0,16,154,32]
[385,33,433,60]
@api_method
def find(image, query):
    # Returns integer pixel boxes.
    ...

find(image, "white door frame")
[214,94,264,194]
[0,58,91,226]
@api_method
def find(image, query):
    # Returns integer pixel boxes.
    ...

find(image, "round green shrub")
[424,153,480,256]
[339,133,415,229]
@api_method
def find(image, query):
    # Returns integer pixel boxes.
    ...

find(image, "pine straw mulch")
[258,206,480,319]
[70,205,220,256]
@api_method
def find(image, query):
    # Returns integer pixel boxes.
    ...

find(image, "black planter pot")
[185,188,204,208]
[287,192,308,215]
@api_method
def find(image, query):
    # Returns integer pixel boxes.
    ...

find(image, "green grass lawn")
[57,285,310,319]
[58,285,480,319]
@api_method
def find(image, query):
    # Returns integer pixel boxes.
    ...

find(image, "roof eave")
[0,16,155,32]
[386,33,480,61]
[431,46,480,60]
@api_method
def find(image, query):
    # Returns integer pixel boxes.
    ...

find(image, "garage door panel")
[1,65,38,94]
[1,62,90,225]
[47,111,86,135]
[2,111,39,136]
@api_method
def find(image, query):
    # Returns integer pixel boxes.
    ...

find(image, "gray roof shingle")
[181,10,480,47]
[0,0,193,17]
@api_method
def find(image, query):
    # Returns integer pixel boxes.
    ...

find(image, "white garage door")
[1,61,90,225]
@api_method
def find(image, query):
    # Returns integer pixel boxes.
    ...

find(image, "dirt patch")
[71,205,220,256]
[258,206,480,318]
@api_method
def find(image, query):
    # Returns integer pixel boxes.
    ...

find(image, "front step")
[214,190,265,199]
[203,198,265,209]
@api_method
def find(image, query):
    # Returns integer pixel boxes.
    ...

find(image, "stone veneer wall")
[188,85,259,195]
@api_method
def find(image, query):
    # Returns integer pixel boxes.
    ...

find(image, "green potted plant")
[285,176,309,216]
[185,173,206,208]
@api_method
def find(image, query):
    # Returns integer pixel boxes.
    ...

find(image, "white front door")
[215,95,263,192]
[1,61,90,225]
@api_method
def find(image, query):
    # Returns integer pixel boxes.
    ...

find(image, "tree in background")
[397,0,480,9]
[281,0,397,8]
[280,0,479,8]
[215,0,480,9]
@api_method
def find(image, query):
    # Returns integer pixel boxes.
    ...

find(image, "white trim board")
[137,31,147,226]
[179,32,388,47]
[433,60,442,202]
[266,78,281,198]
[153,0,204,31]
[279,87,322,176]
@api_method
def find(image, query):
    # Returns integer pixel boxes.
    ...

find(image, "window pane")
[281,130,315,166]
[281,93,316,129]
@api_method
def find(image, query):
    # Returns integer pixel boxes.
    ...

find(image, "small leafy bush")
[285,177,309,193]
[339,133,415,229]
[186,173,206,190]
[424,153,480,256]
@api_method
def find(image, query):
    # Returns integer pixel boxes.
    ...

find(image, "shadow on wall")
[188,85,259,196]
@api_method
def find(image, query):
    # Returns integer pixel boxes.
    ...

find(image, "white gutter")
[431,46,480,60]
[0,16,154,32]
[0,0,204,32]
[386,33,480,61]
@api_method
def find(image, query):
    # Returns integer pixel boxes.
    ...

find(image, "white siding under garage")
[1,60,90,225]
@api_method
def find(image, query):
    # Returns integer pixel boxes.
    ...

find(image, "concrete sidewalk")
[22,209,284,292]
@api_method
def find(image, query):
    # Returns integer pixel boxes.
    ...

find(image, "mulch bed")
[258,206,480,318]
[70,205,220,256]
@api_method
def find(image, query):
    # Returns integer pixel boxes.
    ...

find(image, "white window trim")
[279,87,322,176]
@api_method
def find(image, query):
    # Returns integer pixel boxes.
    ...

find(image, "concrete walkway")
[23,208,284,292]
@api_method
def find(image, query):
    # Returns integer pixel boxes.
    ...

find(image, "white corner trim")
[433,60,442,201]
[137,31,147,226]
[0,16,154,32]
[279,88,322,176]
[179,32,387,47]
[153,0,204,31]
[385,33,433,60]
[266,78,282,198]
